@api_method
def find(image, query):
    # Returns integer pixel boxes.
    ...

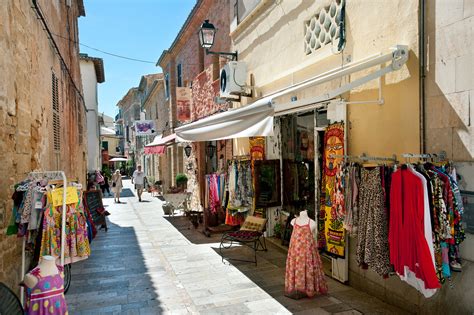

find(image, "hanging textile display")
[356,167,391,277]
[204,173,226,215]
[319,122,346,258]
[41,188,90,264]
[249,137,265,161]
[8,178,91,264]
[226,160,254,226]
[389,163,465,297]
[326,155,466,297]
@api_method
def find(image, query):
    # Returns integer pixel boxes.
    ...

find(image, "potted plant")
[176,173,188,191]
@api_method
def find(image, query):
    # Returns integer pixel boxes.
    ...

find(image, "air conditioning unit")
[220,61,247,98]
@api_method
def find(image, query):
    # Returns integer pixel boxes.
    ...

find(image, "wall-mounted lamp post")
[199,20,238,61]
[206,143,216,159]
[184,145,192,158]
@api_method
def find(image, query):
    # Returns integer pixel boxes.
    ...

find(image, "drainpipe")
[419,0,426,154]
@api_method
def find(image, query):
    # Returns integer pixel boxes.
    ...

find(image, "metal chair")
[219,216,268,265]
[0,282,23,315]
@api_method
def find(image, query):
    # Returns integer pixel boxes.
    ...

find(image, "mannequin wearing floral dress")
[24,256,68,315]
[285,210,328,299]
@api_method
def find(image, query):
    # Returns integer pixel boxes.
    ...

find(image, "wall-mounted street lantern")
[206,143,216,159]
[199,20,238,61]
[184,145,192,158]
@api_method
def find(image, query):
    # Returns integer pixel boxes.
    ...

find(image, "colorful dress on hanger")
[285,220,328,298]
[40,195,90,264]
[25,266,68,315]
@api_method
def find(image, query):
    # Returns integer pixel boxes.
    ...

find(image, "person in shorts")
[132,165,146,202]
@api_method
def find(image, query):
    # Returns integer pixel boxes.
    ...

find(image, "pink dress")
[285,219,328,298]
[25,266,68,315]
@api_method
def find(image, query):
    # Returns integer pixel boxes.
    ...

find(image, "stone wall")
[0,0,86,293]
[425,0,474,161]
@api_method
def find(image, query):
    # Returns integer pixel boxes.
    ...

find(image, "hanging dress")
[25,266,68,315]
[285,219,328,298]
[356,167,391,276]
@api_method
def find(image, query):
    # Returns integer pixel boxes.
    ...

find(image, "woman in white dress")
[111,169,123,203]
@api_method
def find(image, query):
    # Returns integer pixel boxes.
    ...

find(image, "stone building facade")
[158,0,233,209]
[117,88,140,173]
[0,0,87,292]
[142,74,169,187]
[80,54,105,172]
[227,0,473,313]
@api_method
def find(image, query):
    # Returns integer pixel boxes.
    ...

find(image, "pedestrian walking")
[100,174,111,196]
[111,169,123,203]
[132,165,146,202]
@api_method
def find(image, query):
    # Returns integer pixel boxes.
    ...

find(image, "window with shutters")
[77,99,83,145]
[52,72,61,151]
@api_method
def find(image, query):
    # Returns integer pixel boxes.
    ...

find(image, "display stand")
[20,171,67,306]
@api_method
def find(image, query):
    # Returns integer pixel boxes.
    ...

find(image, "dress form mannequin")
[291,210,317,236]
[24,256,59,288]
[24,256,68,315]
[286,210,327,298]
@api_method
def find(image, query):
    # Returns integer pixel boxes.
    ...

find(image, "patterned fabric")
[225,207,248,226]
[208,174,221,214]
[343,164,359,235]
[21,182,35,224]
[285,220,328,298]
[333,163,345,220]
[357,167,391,276]
[25,266,68,315]
[240,216,266,232]
[227,230,261,240]
[40,193,90,264]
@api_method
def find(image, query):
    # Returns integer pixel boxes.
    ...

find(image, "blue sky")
[79,0,196,118]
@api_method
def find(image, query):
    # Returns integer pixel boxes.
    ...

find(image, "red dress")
[389,169,441,292]
[285,220,328,298]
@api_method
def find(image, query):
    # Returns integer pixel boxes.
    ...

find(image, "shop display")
[253,160,281,208]
[226,160,253,226]
[323,156,466,297]
[285,210,328,299]
[319,122,346,258]
[8,172,94,305]
[24,256,68,315]
[281,113,316,213]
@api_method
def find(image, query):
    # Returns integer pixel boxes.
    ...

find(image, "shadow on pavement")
[102,188,135,199]
[164,215,223,245]
[66,221,164,314]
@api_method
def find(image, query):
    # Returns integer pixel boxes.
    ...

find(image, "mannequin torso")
[24,256,59,288]
[291,210,317,235]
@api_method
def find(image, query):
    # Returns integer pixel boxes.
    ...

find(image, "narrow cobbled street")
[66,179,402,314]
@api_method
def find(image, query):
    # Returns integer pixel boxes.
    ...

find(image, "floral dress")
[40,196,90,264]
[25,266,68,315]
[285,220,328,298]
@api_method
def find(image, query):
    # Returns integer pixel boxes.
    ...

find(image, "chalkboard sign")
[254,160,281,207]
[83,190,106,226]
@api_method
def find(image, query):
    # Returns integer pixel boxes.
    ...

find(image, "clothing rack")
[20,171,67,306]
[231,155,251,161]
[330,153,398,163]
[401,151,447,162]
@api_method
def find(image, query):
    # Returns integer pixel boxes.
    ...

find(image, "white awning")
[100,126,116,136]
[175,100,274,142]
[145,134,176,147]
[175,45,408,142]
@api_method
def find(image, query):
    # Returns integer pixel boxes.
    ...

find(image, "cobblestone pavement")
[66,179,403,314]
